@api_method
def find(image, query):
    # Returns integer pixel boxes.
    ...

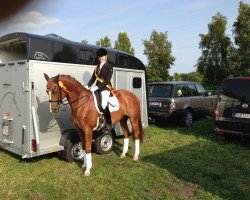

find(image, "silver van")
[148,81,216,127]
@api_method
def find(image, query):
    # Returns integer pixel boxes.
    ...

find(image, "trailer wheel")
[60,130,84,162]
[94,130,114,155]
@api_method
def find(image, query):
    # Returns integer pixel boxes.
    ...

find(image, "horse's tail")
[138,114,144,143]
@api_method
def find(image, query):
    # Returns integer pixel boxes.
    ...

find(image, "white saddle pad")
[108,96,119,112]
[92,94,119,114]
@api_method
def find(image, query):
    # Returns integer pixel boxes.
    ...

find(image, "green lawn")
[0,117,249,200]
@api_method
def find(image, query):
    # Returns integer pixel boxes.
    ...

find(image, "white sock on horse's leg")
[84,153,92,176]
[82,150,87,168]
[133,139,140,161]
[120,138,129,158]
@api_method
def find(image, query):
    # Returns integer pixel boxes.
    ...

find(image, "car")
[148,81,216,127]
[214,77,250,137]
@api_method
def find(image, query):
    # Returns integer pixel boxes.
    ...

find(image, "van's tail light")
[214,108,220,117]
[240,78,250,80]
[169,102,177,110]
[32,139,37,152]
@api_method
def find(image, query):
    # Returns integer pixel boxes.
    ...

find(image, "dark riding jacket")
[87,62,113,91]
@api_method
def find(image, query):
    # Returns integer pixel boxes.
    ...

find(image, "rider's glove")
[90,86,98,92]
[85,85,90,90]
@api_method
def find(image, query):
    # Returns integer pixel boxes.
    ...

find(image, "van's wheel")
[94,130,114,155]
[180,110,193,127]
[60,130,84,162]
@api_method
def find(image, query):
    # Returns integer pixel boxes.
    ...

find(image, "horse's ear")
[54,74,60,83]
[44,73,49,81]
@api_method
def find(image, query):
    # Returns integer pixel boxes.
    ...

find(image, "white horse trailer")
[0,32,148,161]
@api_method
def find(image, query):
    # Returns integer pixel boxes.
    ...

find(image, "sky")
[0,0,249,75]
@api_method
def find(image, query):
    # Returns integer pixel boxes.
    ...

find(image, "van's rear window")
[148,84,173,98]
[221,79,250,101]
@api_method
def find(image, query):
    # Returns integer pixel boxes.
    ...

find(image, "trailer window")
[133,77,142,88]
[79,50,94,63]
[119,55,129,67]
[0,39,27,63]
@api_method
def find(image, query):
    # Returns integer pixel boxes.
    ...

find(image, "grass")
[0,117,249,200]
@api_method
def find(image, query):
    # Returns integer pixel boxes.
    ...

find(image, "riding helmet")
[97,48,108,57]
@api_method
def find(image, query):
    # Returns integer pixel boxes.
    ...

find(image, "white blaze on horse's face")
[48,91,52,113]
[47,83,60,113]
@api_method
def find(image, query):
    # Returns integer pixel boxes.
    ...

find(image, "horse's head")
[44,73,67,113]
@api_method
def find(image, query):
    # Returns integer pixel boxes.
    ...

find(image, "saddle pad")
[108,96,119,112]
[92,93,119,113]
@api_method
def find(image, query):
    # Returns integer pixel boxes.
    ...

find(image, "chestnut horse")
[44,74,143,176]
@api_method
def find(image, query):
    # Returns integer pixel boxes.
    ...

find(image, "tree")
[81,40,88,44]
[173,72,203,82]
[196,13,232,87]
[232,1,250,76]
[96,36,112,48]
[143,30,175,82]
[114,32,135,55]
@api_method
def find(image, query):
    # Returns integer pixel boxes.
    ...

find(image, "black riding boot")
[104,107,112,130]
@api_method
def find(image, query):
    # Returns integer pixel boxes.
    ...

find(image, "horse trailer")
[0,32,148,161]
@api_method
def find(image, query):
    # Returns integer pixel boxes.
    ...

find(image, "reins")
[62,92,90,106]
[48,79,90,107]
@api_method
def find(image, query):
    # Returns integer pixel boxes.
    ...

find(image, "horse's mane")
[60,74,85,90]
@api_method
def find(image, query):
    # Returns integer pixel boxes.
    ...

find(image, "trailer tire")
[60,130,84,162]
[94,130,114,155]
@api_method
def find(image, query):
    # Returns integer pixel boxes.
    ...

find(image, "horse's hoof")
[84,171,90,177]
[133,156,139,161]
[120,154,126,159]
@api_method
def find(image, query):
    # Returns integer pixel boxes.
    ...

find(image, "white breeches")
[101,90,110,109]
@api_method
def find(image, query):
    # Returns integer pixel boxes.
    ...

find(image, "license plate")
[149,102,161,106]
[233,113,250,119]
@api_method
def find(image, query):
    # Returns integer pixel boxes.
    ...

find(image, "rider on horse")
[85,47,113,128]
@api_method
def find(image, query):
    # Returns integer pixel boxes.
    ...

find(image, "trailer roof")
[0,32,145,71]
[0,32,131,56]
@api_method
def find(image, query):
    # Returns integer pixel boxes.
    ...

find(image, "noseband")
[47,83,63,104]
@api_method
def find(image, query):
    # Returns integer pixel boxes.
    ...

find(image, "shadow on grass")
[0,148,62,163]
[142,141,250,199]
[0,137,125,165]
[151,116,250,148]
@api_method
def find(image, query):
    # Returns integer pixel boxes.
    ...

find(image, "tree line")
[81,1,250,89]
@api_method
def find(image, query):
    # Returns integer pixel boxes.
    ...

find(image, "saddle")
[92,91,119,131]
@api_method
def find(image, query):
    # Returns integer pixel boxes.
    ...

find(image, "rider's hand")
[85,85,90,90]
[90,86,98,92]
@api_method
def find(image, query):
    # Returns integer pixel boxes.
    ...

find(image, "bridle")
[47,83,64,105]
[47,81,90,110]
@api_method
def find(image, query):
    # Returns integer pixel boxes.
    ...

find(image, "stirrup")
[104,124,113,131]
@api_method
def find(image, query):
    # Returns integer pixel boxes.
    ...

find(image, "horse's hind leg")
[130,117,140,161]
[119,116,130,159]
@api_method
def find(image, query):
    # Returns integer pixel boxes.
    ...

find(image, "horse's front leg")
[119,117,130,159]
[83,127,93,177]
